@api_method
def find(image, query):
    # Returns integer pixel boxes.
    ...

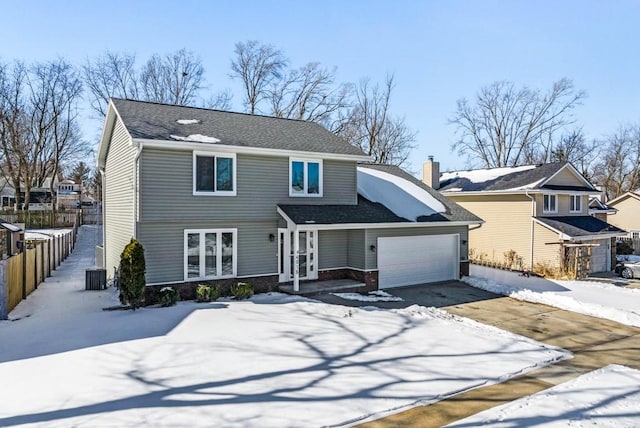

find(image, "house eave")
[442,188,596,196]
[133,138,371,162]
[532,217,626,242]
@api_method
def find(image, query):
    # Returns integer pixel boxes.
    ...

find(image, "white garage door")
[589,239,610,273]
[378,234,459,289]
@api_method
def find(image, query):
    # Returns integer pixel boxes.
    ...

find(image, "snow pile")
[617,254,640,263]
[357,167,446,221]
[176,119,200,125]
[464,265,640,327]
[0,227,570,427]
[332,290,404,302]
[441,164,537,184]
[170,134,220,143]
[448,364,640,427]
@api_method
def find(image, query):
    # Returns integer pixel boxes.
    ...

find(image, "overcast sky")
[1,0,638,174]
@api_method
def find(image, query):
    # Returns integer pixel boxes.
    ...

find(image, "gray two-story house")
[97,99,482,296]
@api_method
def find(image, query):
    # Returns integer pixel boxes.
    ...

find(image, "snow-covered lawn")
[0,226,570,427]
[448,364,640,427]
[465,265,640,327]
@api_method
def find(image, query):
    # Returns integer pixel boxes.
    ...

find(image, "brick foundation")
[317,268,379,292]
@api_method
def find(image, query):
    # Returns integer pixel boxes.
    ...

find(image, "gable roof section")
[104,98,367,159]
[279,164,483,227]
[607,191,640,207]
[440,162,596,193]
[534,216,625,240]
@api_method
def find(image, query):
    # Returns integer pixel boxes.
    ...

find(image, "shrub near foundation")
[158,287,179,307]
[196,284,221,302]
[230,282,254,300]
[118,239,146,309]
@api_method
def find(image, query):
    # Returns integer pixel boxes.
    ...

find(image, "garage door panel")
[589,239,609,273]
[378,234,458,289]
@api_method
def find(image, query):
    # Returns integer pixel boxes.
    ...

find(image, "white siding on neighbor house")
[104,118,137,279]
[138,149,358,222]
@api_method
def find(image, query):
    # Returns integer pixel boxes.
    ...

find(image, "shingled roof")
[440,163,596,193]
[110,98,367,157]
[279,164,483,226]
[535,216,625,239]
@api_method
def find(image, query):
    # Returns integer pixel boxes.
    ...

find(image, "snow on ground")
[440,165,537,184]
[357,167,446,221]
[448,364,640,427]
[176,119,200,125]
[331,290,404,302]
[170,133,220,143]
[0,226,570,427]
[465,265,640,327]
[25,228,73,239]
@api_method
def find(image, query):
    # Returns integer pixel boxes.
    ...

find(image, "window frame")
[569,194,582,213]
[543,194,558,214]
[192,151,237,196]
[184,228,237,281]
[289,158,323,197]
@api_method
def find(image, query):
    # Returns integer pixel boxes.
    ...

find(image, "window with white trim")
[569,195,582,213]
[543,194,557,213]
[290,158,322,197]
[193,152,236,195]
[185,229,236,280]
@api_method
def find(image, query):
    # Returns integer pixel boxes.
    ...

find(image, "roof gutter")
[133,138,371,162]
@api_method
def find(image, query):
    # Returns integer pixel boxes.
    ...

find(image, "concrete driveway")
[317,281,640,428]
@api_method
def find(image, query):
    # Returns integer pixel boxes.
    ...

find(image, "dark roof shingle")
[111,98,366,157]
[440,163,595,192]
[536,216,625,238]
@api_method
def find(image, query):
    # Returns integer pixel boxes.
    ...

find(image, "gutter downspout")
[525,190,535,271]
[133,144,143,239]
[99,167,106,268]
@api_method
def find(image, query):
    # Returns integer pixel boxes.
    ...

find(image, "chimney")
[422,156,440,190]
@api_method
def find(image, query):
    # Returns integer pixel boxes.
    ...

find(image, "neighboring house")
[588,197,617,221]
[427,161,625,274]
[606,192,640,239]
[97,99,482,294]
[56,179,81,210]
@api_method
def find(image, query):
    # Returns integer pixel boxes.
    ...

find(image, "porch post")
[293,228,300,292]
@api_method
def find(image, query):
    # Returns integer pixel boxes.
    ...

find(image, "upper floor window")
[570,195,582,213]
[193,152,236,196]
[543,194,557,213]
[290,158,322,197]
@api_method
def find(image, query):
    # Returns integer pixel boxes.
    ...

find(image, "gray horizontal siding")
[139,149,357,222]
[365,226,468,270]
[347,229,366,270]
[318,230,347,269]
[138,220,279,284]
[104,118,136,278]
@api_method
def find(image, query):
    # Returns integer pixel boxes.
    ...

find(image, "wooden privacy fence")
[1,228,77,318]
[0,210,82,228]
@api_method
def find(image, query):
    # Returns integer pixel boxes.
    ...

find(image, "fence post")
[34,244,38,289]
[0,260,7,320]
[21,251,26,300]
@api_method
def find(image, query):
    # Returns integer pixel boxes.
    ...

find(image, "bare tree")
[592,125,640,199]
[203,88,233,110]
[140,49,204,105]
[450,79,586,168]
[336,76,416,166]
[82,51,138,116]
[0,59,85,210]
[268,62,351,126]
[230,40,286,114]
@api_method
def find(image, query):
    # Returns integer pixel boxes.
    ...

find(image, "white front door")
[278,228,318,282]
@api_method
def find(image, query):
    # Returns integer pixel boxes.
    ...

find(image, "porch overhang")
[533,216,627,242]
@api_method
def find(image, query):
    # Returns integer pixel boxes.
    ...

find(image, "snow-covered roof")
[170,134,221,144]
[357,167,446,221]
[440,163,595,193]
[440,165,537,184]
